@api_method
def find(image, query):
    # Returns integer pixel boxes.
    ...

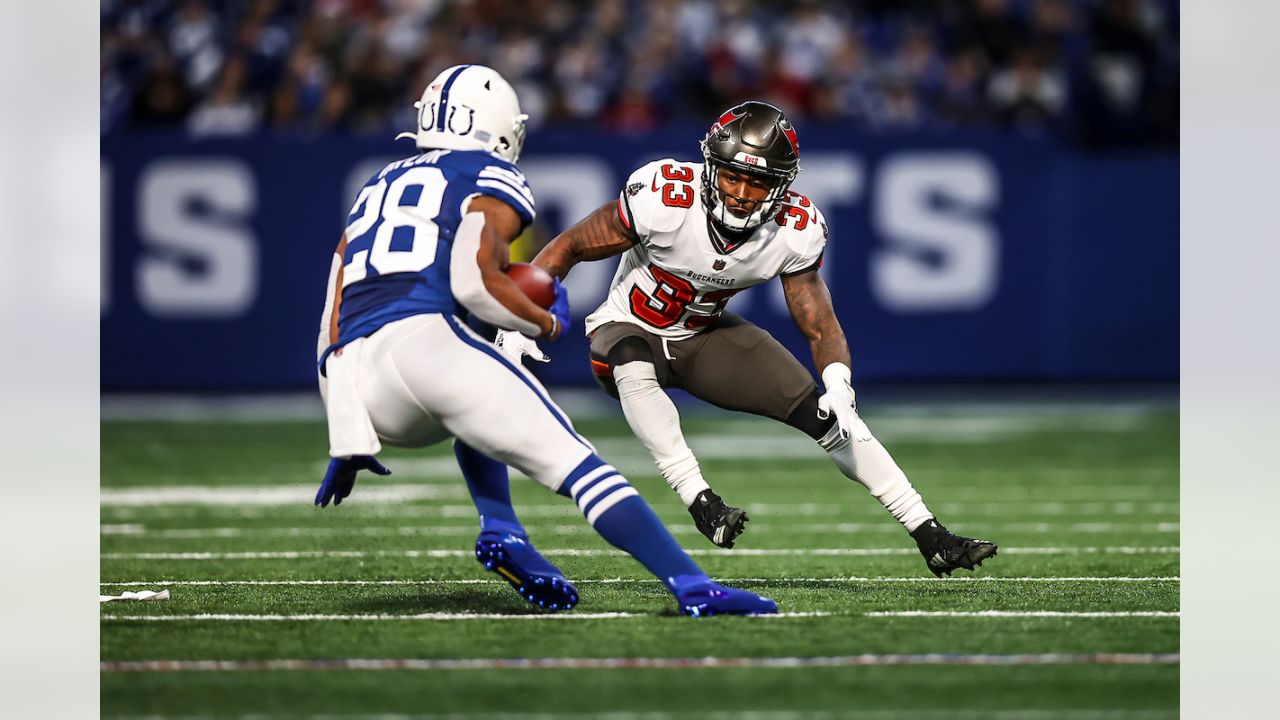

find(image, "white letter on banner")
[137,160,257,318]
[872,153,999,312]
[521,158,614,317]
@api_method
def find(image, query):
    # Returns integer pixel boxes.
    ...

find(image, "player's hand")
[816,364,873,442]
[315,455,391,508]
[545,278,571,341]
[495,329,550,364]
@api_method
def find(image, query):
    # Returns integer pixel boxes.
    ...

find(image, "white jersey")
[585,159,828,340]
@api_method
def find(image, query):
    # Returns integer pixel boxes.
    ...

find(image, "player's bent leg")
[607,337,713,508]
[454,441,579,610]
[784,381,935,530]
[559,453,776,617]
[467,429,774,615]
[455,440,521,527]
[788,389,999,576]
[613,361,748,544]
[386,315,773,615]
[592,326,745,548]
[356,316,584,610]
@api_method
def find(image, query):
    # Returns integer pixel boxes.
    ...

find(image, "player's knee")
[787,388,837,441]
[607,336,656,367]
[612,361,661,399]
[595,337,661,400]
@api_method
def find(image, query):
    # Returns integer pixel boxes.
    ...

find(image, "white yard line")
[99,484,1177,508]
[99,500,1180,520]
[101,610,1176,623]
[99,576,1180,587]
[100,611,832,622]
[99,484,466,507]
[100,546,1181,561]
[100,652,1178,673]
[865,611,1179,618]
[98,521,1179,538]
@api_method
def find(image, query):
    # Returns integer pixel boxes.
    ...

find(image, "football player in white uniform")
[503,101,996,577]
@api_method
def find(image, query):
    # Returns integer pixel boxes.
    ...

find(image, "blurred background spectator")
[101,0,1179,146]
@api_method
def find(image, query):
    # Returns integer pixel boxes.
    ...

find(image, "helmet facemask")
[497,113,528,162]
[700,140,798,233]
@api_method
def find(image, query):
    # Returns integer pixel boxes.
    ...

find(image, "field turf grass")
[101,399,1178,719]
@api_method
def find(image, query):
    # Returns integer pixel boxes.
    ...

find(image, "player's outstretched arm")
[454,195,565,339]
[782,269,872,442]
[533,200,637,279]
[781,269,851,371]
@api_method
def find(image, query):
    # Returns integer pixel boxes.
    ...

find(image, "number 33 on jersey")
[586,158,828,340]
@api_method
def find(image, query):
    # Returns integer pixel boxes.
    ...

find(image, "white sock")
[613,361,710,507]
[820,424,933,532]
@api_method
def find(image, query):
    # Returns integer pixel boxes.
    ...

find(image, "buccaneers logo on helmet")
[699,101,801,233]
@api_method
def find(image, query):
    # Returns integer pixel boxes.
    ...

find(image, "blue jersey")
[324,149,536,366]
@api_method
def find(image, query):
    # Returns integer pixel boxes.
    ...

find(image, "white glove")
[494,329,550,365]
[816,363,873,442]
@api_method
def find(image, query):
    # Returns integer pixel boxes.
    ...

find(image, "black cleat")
[911,518,998,577]
[689,489,748,548]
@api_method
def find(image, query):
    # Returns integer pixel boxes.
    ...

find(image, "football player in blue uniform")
[313,65,776,617]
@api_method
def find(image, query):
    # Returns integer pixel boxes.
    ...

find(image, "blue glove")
[548,278,571,341]
[315,455,391,507]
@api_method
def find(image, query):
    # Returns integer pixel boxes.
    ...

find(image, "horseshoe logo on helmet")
[419,101,438,132]
[447,105,475,135]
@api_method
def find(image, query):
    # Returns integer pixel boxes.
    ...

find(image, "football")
[505,262,556,309]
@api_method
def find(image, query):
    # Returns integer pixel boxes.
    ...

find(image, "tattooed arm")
[781,269,852,373]
[533,200,637,279]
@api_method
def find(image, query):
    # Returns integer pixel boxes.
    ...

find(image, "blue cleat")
[670,575,778,617]
[474,520,579,612]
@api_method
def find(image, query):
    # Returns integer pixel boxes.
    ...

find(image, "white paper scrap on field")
[100,589,171,603]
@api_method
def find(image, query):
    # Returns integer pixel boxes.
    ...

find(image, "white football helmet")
[395,65,528,162]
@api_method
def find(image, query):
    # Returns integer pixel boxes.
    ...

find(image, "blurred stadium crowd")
[102,0,1178,147]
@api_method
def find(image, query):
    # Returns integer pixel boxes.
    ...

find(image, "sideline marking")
[100,547,1181,561]
[100,652,1179,672]
[98,576,1180,587]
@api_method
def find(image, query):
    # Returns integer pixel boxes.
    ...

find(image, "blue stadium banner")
[101,129,1177,390]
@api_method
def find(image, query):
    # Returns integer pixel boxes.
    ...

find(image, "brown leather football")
[504,262,556,309]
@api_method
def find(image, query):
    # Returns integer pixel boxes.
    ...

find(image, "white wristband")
[820,362,852,389]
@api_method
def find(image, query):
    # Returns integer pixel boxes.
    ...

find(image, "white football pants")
[346,313,593,491]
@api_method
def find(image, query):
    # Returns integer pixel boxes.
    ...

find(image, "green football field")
[101,397,1179,719]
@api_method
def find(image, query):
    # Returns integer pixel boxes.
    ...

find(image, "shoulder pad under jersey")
[777,191,829,277]
[459,152,537,229]
[618,158,700,246]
